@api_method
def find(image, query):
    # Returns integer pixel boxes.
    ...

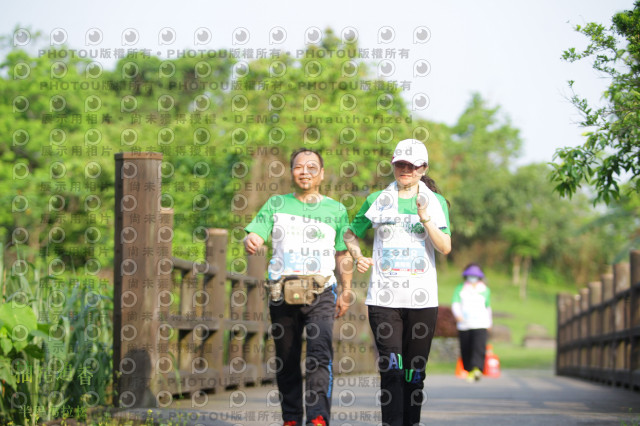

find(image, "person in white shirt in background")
[452,263,493,382]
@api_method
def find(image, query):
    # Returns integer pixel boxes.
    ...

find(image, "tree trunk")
[512,254,522,286]
[520,255,531,300]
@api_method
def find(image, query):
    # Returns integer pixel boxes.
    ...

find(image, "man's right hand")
[356,257,374,274]
[244,232,264,255]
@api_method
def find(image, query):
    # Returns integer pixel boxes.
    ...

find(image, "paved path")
[119,370,640,425]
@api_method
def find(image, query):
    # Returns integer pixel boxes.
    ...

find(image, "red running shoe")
[283,421,297,426]
[309,415,327,426]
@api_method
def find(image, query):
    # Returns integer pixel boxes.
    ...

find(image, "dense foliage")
[552,1,640,204]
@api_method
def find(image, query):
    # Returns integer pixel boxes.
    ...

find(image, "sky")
[2,0,634,166]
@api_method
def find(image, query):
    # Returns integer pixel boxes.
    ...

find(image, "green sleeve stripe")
[349,191,382,238]
[245,197,275,241]
[452,284,463,303]
[435,193,451,235]
[334,211,350,251]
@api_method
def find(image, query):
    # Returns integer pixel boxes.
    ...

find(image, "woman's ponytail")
[421,175,450,208]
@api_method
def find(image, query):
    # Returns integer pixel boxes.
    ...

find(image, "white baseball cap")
[391,139,428,167]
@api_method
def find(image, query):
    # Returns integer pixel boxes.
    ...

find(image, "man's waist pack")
[266,275,331,305]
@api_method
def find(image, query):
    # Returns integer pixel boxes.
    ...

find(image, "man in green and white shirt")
[244,148,352,426]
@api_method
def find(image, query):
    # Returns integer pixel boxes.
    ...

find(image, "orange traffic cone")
[483,344,501,378]
[455,357,468,379]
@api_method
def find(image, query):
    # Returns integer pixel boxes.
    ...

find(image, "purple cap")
[462,264,484,279]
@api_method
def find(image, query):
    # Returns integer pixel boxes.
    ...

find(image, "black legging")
[368,305,438,426]
[458,328,488,372]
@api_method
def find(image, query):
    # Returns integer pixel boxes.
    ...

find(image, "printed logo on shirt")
[379,220,424,235]
[410,222,425,234]
[306,227,326,240]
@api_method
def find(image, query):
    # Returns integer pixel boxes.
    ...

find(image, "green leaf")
[30,329,49,340]
[0,336,12,354]
[0,303,37,334]
[0,357,17,389]
[22,343,44,360]
[37,322,52,334]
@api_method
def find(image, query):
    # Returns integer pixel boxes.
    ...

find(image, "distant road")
[118,369,640,425]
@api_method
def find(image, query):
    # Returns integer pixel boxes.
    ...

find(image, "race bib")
[282,251,321,275]
[380,247,427,276]
[377,222,426,277]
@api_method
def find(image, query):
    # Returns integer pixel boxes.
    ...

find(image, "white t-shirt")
[350,182,450,308]
[245,193,349,285]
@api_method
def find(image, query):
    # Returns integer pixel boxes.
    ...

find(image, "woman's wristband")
[420,216,431,225]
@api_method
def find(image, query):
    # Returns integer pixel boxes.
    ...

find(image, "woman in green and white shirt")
[344,138,451,426]
[452,263,492,382]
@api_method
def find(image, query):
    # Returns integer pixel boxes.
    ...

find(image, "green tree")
[551,1,640,204]
[502,165,548,298]
[0,28,431,272]
[212,30,429,251]
[444,93,522,248]
[0,33,236,269]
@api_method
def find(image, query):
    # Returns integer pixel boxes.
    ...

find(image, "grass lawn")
[491,343,555,369]
[427,343,555,375]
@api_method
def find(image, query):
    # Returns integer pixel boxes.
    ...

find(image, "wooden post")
[204,229,228,392]
[114,152,163,408]
[588,281,602,372]
[614,262,631,293]
[572,294,580,346]
[603,273,615,300]
[557,293,573,373]
[156,207,174,398]
[603,274,613,377]
[630,251,640,387]
[157,208,174,322]
[579,288,589,370]
[564,295,574,344]
[246,247,268,384]
[601,273,615,379]
[580,288,589,340]
[556,294,566,374]
[588,282,602,336]
[228,277,245,387]
[631,251,640,328]
[613,262,631,383]
[614,264,629,333]
[602,274,614,335]
[178,265,198,373]
[572,294,581,368]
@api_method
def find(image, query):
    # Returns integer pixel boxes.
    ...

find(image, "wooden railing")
[113,152,375,408]
[556,250,640,389]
